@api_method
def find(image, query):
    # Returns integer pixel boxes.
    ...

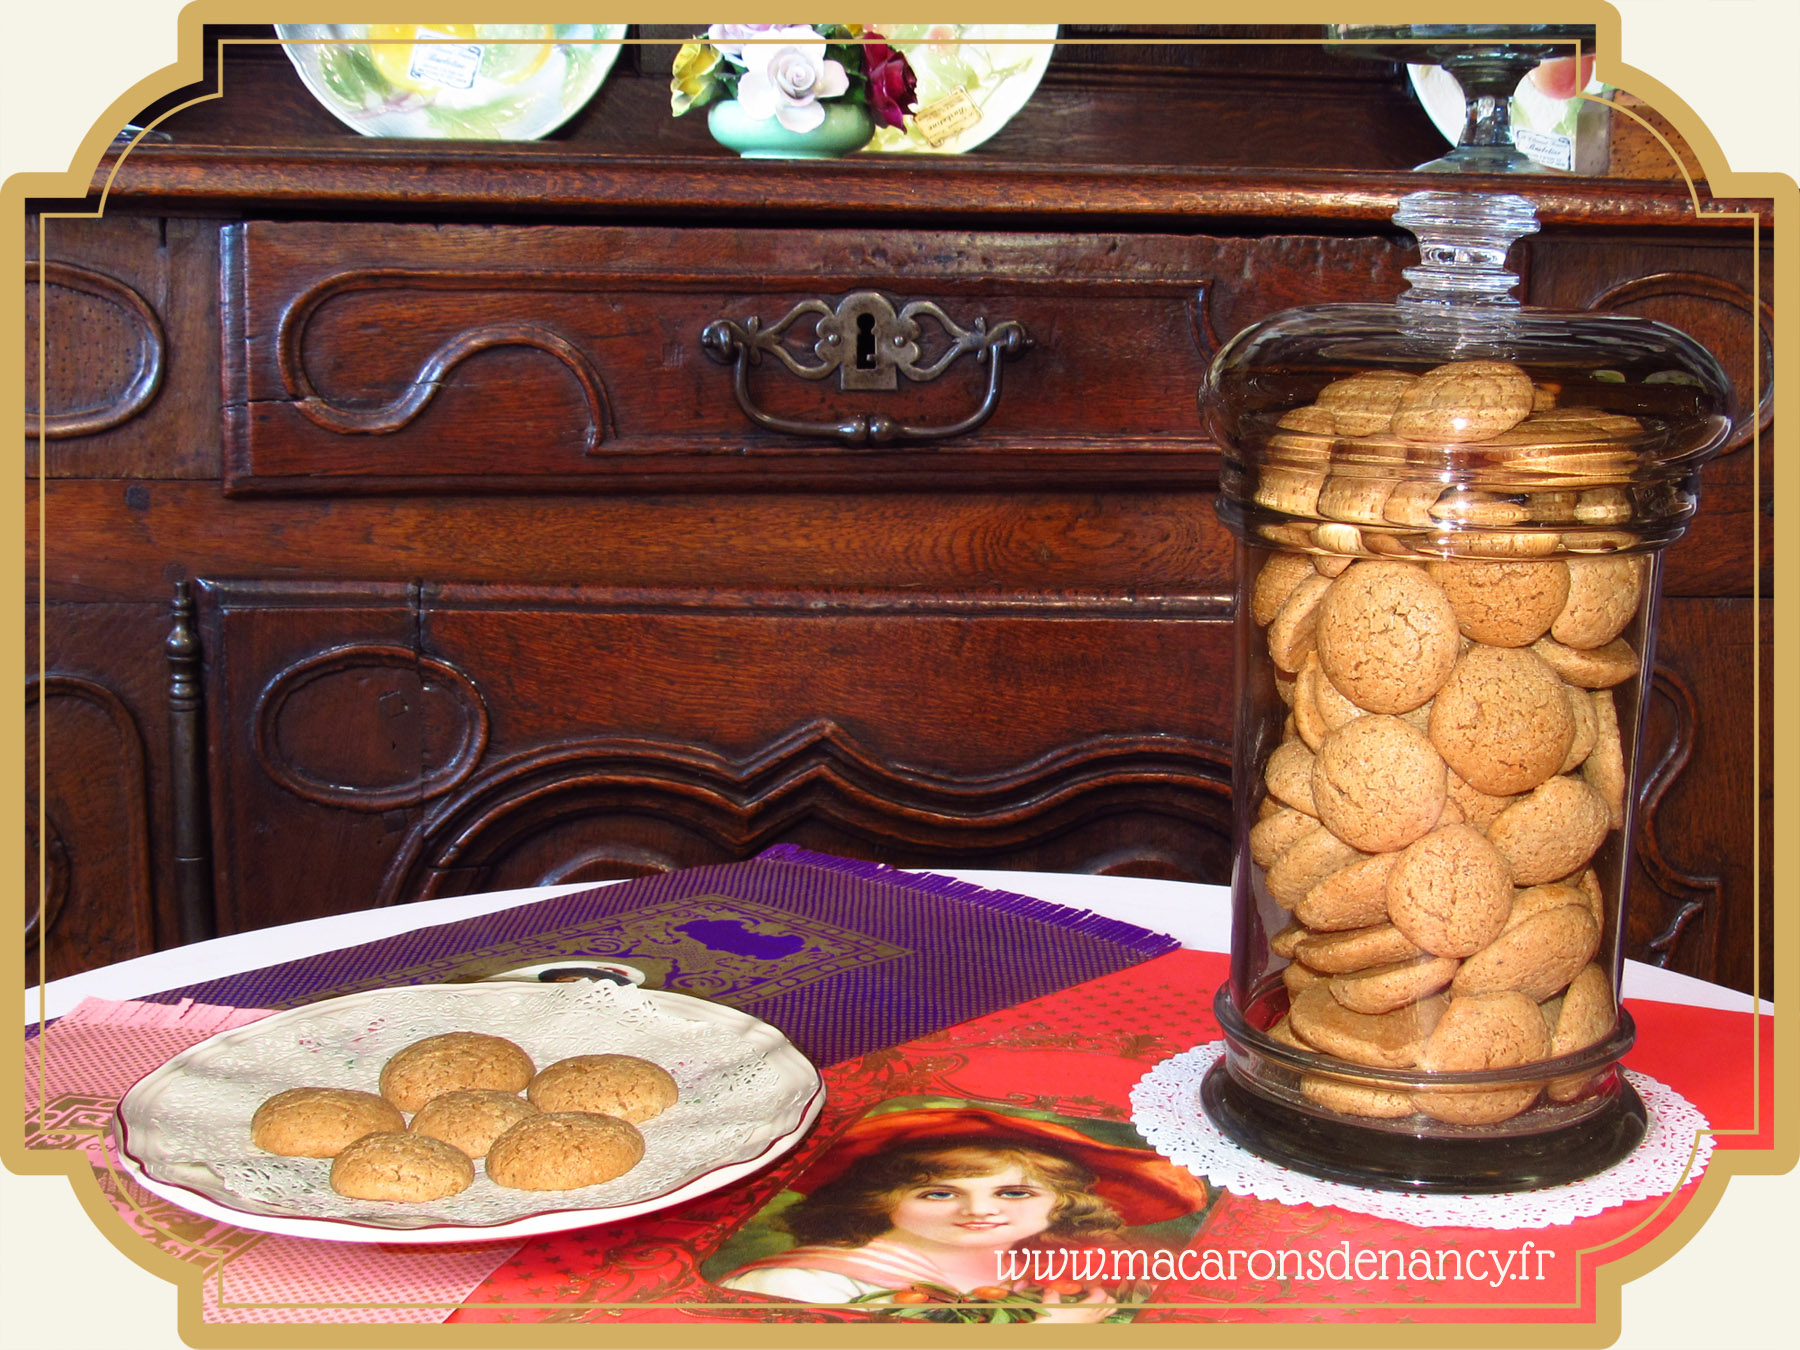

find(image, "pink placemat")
[22,997,522,1324]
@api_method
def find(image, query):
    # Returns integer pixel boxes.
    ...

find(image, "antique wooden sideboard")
[24,27,1774,992]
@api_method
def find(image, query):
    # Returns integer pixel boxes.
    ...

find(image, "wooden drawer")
[222,222,1412,494]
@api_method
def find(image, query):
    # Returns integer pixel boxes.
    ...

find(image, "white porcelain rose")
[717,24,850,132]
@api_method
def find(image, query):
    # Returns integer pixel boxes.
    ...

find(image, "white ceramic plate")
[114,981,823,1242]
[275,24,628,140]
[865,24,1058,154]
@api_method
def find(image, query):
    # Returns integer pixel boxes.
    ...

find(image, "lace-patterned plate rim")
[113,982,824,1243]
[1129,1041,1715,1231]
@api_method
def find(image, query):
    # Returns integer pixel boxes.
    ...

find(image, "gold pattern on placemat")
[24,1098,265,1265]
[257,894,912,1009]
[103,1164,266,1264]
[23,1093,118,1152]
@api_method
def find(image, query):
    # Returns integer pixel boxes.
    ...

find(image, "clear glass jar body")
[1203,201,1733,1188]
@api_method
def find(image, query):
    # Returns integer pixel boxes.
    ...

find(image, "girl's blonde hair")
[780,1142,1124,1248]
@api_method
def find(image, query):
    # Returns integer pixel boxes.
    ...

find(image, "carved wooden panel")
[1587,270,1775,456]
[1527,236,1772,449]
[381,719,1231,903]
[26,216,222,479]
[253,644,489,810]
[195,580,1233,932]
[25,675,155,982]
[23,260,164,438]
[222,222,1411,493]
[1526,233,1776,603]
[1625,596,1771,996]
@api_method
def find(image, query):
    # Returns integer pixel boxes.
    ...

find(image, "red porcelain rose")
[863,37,918,130]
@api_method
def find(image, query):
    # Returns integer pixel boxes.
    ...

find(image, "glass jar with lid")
[1202,190,1734,1190]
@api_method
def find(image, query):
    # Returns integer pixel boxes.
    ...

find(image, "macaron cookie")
[1265,825,1366,908]
[1390,360,1534,444]
[1425,559,1570,648]
[408,1090,539,1160]
[528,1054,679,1124]
[1314,369,1417,436]
[1530,635,1639,689]
[1309,715,1447,854]
[1293,850,1401,932]
[1300,1073,1417,1119]
[1293,922,1423,975]
[1314,561,1461,714]
[329,1131,475,1202]
[1291,671,1327,750]
[1266,572,1335,673]
[1486,775,1612,885]
[1450,904,1601,1002]
[1559,682,1599,773]
[1318,474,1397,525]
[1504,882,1596,931]
[1428,644,1576,796]
[1550,555,1645,650]
[1330,954,1461,1015]
[1270,920,1311,960]
[1252,551,1317,627]
[251,1087,406,1158]
[1307,652,1364,732]
[1286,985,1448,1069]
[379,1032,536,1114]
[1250,804,1318,869]
[1547,963,1617,1102]
[1385,824,1514,958]
[1412,990,1550,1124]
[485,1112,646,1191]
[1264,737,1320,816]
[1269,403,1339,460]
[1255,467,1330,519]
[1582,690,1628,829]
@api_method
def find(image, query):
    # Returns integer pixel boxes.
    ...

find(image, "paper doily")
[1131,1042,1713,1230]
[116,980,820,1232]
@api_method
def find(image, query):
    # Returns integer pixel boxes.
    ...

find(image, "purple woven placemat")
[107,848,1177,1067]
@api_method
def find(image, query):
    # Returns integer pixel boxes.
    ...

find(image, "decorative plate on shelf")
[114,981,823,1242]
[275,24,629,140]
[865,24,1058,154]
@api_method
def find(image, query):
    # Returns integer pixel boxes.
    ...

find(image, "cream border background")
[4,3,1793,1347]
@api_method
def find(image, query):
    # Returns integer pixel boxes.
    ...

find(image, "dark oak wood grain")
[24,26,1773,995]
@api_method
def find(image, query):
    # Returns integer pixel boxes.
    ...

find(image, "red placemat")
[447,949,1768,1326]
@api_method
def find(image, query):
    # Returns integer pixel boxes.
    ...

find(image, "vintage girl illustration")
[713,1105,1210,1322]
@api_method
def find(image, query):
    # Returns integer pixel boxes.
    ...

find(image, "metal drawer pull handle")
[700,291,1031,444]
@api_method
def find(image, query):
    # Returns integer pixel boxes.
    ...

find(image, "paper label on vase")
[1512,127,1575,172]
[912,87,983,148]
[409,35,483,91]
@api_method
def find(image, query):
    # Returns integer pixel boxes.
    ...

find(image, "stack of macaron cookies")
[249,1031,679,1201]
[1250,358,1645,563]
[1250,544,1642,1126]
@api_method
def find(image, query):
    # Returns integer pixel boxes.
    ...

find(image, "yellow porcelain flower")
[670,42,723,115]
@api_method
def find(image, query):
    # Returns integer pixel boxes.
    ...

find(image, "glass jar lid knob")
[1395,190,1541,308]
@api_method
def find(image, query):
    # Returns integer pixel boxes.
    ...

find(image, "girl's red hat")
[791,1106,1209,1226]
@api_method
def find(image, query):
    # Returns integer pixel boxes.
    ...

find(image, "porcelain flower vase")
[706,99,875,159]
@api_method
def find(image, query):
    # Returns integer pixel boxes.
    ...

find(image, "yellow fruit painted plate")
[276,24,628,140]
[863,24,1058,154]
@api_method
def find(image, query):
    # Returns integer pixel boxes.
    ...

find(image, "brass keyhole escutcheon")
[700,291,1032,444]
